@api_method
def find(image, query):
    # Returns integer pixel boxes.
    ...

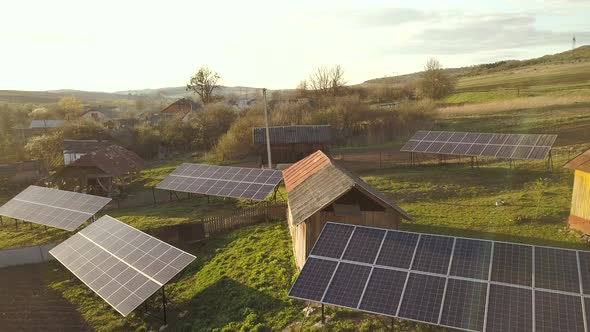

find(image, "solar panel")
[400,130,557,160]
[491,242,532,286]
[0,185,111,231]
[309,223,354,259]
[398,273,446,323]
[50,215,195,316]
[486,284,532,332]
[156,163,282,200]
[439,279,487,331]
[535,291,585,332]
[289,222,590,332]
[322,263,371,308]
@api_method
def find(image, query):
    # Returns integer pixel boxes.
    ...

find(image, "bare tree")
[419,58,455,99]
[308,65,347,97]
[186,67,221,104]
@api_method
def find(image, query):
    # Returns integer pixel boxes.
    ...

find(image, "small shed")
[54,145,144,196]
[161,98,201,122]
[564,149,590,234]
[284,150,412,268]
[252,125,332,166]
[62,139,111,165]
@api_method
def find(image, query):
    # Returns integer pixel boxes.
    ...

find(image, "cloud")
[327,7,439,27]
[388,13,589,55]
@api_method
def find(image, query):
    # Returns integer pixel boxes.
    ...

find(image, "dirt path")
[0,264,91,332]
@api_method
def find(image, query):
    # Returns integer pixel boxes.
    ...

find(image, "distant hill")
[117,86,264,99]
[365,45,590,85]
[0,89,139,105]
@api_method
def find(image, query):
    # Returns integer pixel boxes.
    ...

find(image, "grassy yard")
[47,221,302,332]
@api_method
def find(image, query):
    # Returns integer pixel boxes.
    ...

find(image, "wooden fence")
[203,202,287,236]
[144,202,287,245]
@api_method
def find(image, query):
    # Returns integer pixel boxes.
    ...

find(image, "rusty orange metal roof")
[69,145,144,177]
[282,150,331,192]
[564,149,590,173]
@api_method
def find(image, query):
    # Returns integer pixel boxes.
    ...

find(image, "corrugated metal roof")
[252,125,332,145]
[63,140,111,153]
[68,145,144,177]
[286,153,412,225]
[29,120,66,129]
[282,150,331,192]
[564,150,590,173]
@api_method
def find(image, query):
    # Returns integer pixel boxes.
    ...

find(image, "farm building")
[564,149,590,234]
[253,125,332,166]
[0,160,45,185]
[80,105,119,123]
[14,119,67,139]
[54,144,144,196]
[161,98,201,122]
[62,139,111,165]
[283,150,412,268]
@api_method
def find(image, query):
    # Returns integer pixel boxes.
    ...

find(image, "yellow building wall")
[570,170,590,234]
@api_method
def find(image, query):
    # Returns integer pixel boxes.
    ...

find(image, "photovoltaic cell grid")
[156,163,283,200]
[0,185,111,231]
[400,130,557,160]
[289,222,590,332]
[50,215,196,316]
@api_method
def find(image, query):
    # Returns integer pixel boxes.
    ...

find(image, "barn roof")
[29,120,66,129]
[67,145,144,177]
[564,150,590,173]
[63,140,111,153]
[283,150,331,192]
[252,125,332,145]
[285,151,412,225]
[161,98,200,114]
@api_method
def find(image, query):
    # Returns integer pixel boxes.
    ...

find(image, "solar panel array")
[400,131,557,160]
[289,222,590,332]
[156,163,283,200]
[0,185,111,231]
[50,215,195,316]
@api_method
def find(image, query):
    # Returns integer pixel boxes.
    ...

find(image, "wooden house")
[283,150,412,268]
[564,150,590,234]
[62,139,111,165]
[161,98,201,122]
[54,145,144,196]
[252,125,332,166]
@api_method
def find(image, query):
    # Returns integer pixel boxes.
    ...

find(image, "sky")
[1,0,589,92]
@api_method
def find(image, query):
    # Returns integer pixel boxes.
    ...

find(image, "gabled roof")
[285,151,412,225]
[68,145,144,177]
[63,140,111,153]
[29,120,66,129]
[161,98,200,114]
[283,150,331,192]
[564,150,590,173]
[252,125,332,145]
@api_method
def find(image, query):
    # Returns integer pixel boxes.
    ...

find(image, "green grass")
[47,221,302,332]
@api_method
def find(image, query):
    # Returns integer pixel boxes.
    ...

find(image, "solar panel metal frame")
[0,185,111,231]
[400,130,557,160]
[289,222,590,332]
[155,163,283,200]
[49,215,196,316]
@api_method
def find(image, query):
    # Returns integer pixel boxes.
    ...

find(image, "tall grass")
[438,94,590,116]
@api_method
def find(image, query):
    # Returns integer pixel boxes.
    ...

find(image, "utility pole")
[262,88,272,168]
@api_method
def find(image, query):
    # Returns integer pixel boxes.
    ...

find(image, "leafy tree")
[57,96,83,119]
[419,58,455,99]
[25,131,64,169]
[193,103,237,148]
[186,67,221,104]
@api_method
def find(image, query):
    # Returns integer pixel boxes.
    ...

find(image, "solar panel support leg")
[321,304,325,323]
[162,286,167,325]
[391,317,394,331]
[15,219,18,230]
[152,187,157,205]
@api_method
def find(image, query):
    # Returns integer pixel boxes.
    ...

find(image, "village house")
[161,98,201,122]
